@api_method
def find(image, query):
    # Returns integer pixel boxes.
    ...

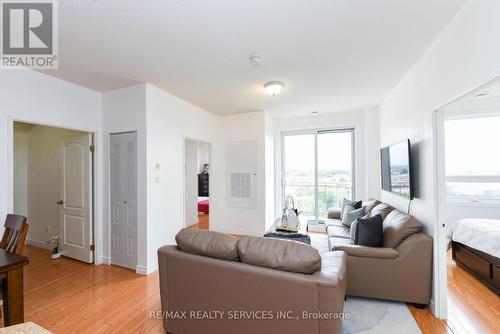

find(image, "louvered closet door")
[110,132,137,270]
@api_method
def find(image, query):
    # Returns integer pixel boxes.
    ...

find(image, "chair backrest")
[0,214,29,255]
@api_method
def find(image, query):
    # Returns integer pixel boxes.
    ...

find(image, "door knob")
[56,200,63,205]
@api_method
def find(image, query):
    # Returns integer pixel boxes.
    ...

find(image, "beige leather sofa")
[327,200,432,305]
[158,230,348,334]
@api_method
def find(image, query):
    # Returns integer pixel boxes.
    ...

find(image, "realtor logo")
[1,0,58,69]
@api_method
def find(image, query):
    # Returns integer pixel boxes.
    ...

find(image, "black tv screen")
[380,139,413,200]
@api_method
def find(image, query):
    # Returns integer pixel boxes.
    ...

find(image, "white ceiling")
[41,0,466,116]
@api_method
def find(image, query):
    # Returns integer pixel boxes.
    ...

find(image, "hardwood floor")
[9,242,498,333]
[187,213,209,230]
[17,246,164,333]
[409,251,500,334]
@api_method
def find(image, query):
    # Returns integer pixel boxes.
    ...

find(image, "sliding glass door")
[282,129,354,219]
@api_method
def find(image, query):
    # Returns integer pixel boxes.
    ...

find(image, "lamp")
[264,81,285,96]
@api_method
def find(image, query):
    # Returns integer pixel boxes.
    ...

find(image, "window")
[282,129,354,219]
[445,116,500,203]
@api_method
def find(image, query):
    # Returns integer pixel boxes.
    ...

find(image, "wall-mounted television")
[380,139,413,200]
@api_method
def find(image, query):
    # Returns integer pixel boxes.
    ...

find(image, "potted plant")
[48,235,61,259]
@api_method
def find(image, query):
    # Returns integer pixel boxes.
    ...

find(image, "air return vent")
[226,141,257,208]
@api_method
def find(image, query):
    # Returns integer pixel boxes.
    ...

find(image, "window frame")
[444,113,500,206]
[281,127,355,219]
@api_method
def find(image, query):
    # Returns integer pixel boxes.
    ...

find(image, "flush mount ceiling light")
[264,81,285,96]
[311,111,319,116]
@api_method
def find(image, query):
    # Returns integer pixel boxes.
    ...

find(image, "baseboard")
[429,298,436,316]
[101,256,111,265]
[136,263,157,276]
[26,238,53,250]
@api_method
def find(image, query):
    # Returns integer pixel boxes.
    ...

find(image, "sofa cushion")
[383,210,422,248]
[327,224,351,239]
[328,236,352,251]
[363,199,381,215]
[175,228,239,261]
[354,214,384,247]
[237,235,321,274]
[325,219,344,227]
[369,203,395,220]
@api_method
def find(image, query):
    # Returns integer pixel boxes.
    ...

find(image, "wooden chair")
[0,214,29,255]
[0,214,29,323]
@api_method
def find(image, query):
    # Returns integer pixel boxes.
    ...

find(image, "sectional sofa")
[327,200,433,305]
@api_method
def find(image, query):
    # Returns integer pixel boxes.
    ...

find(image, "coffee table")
[264,218,310,244]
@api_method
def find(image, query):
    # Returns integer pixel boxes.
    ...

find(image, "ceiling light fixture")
[311,111,319,116]
[264,81,285,96]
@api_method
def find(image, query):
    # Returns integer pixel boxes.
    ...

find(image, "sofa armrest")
[311,251,347,334]
[333,245,399,259]
[311,251,346,285]
[328,208,342,220]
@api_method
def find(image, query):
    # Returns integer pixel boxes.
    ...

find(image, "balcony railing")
[283,180,352,217]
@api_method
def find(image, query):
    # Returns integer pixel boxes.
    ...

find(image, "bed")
[448,219,500,294]
[197,197,209,214]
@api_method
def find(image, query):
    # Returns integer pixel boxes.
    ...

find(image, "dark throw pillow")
[354,214,384,247]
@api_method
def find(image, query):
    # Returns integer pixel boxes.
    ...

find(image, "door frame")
[183,137,212,229]
[431,75,500,319]
[281,127,355,219]
[8,117,98,264]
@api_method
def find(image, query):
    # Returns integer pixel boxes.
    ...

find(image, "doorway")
[184,139,211,230]
[434,78,500,332]
[109,132,138,270]
[13,121,95,263]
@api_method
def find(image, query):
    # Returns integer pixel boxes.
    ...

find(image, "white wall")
[213,112,268,236]
[102,84,148,272]
[364,107,381,198]
[197,142,210,173]
[273,109,378,218]
[13,123,29,217]
[380,0,500,234]
[145,84,220,272]
[0,69,103,262]
[445,204,500,225]
[379,0,500,317]
[185,139,199,227]
[264,111,275,230]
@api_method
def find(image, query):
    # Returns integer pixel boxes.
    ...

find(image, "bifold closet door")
[110,132,137,270]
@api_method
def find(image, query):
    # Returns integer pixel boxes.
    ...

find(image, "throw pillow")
[340,198,362,220]
[341,205,365,227]
[350,213,369,243]
[354,214,384,247]
[363,199,381,215]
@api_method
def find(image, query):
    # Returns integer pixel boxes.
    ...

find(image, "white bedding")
[447,219,500,258]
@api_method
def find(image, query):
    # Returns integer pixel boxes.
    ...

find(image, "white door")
[59,133,93,263]
[110,132,137,270]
